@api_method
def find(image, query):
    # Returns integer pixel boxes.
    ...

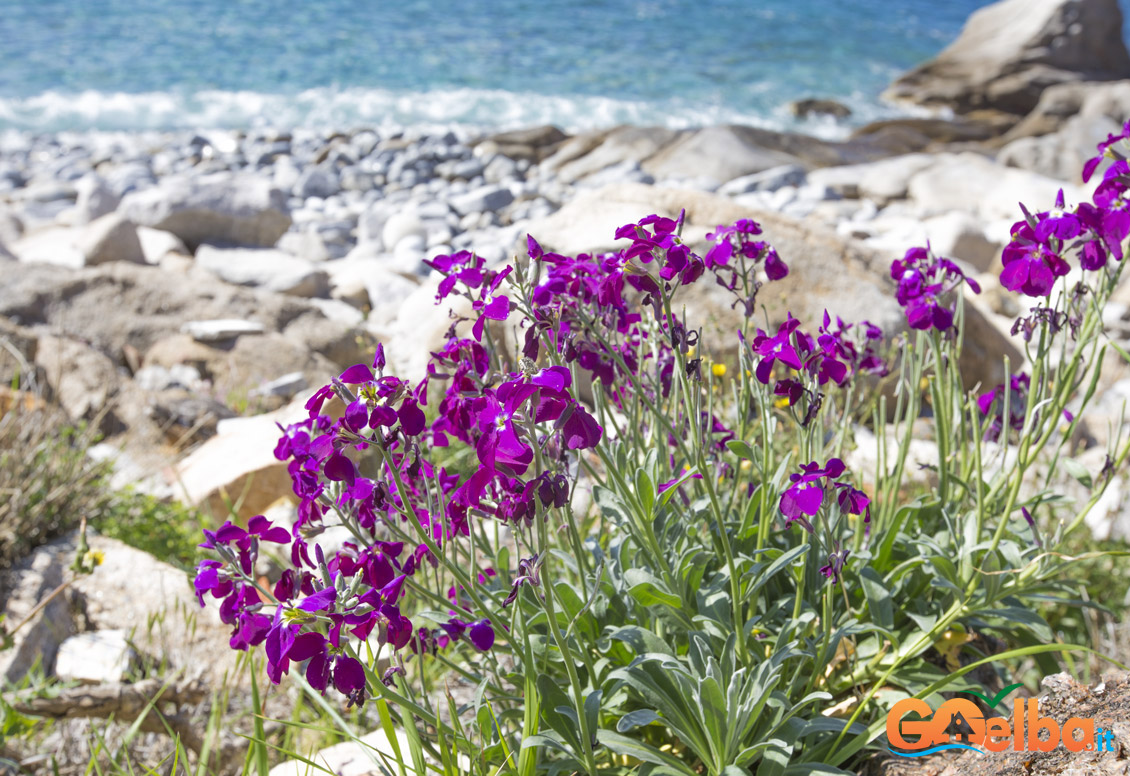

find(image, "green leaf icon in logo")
[959,683,1024,709]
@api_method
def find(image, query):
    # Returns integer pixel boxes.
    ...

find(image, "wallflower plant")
[196,133,1130,775]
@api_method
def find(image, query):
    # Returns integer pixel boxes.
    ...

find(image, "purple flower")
[751,315,803,384]
[1000,240,1067,297]
[891,247,978,331]
[773,379,804,406]
[819,545,850,586]
[1033,190,1082,243]
[503,553,543,607]
[471,267,513,342]
[778,458,846,533]
[287,631,367,698]
[559,402,603,450]
[469,619,495,651]
[978,373,1030,442]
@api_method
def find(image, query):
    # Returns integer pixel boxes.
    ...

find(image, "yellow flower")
[711,363,727,378]
[82,549,104,570]
[774,397,790,409]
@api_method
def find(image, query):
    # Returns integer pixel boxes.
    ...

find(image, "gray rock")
[19,181,77,204]
[249,371,307,399]
[381,211,427,248]
[294,163,341,199]
[35,333,123,426]
[363,267,420,326]
[789,98,853,119]
[416,200,453,220]
[547,126,676,184]
[12,226,86,269]
[884,0,1130,115]
[643,126,803,187]
[718,164,807,195]
[73,174,121,225]
[922,211,1002,272]
[180,318,266,343]
[997,80,1130,180]
[578,160,655,188]
[119,172,291,249]
[351,130,379,158]
[268,729,415,776]
[447,158,485,180]
[306,297,366,326]
[906,152,1084,221]
[0,208,23,245]
[78,212,146,266]
[103,162,156,198]
[194,244,329,297]
[54,630,137,684]
[276,227,333,262]
[0,534,75,681]
[339,167,375,192]
[484,154,520,184]
[134,363,205,392]
[449,184,514,216]
[273,156,302,192]
[136,226,189,264]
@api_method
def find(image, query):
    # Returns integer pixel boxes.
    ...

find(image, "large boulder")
[78,212,146,266]
[119,171,291,249]
[0,262,364,375]
[806,153,937,203]
[905,152,1085,222]
[194,244,329,297]
[522,182,1020,391]
[173,398,308,521]
[549,126,679,185]
[884,0,1130,116]
[542,125,899,189]
[641,126,801,186]
[479,124,569,162]
[998,80,1130,180]
[0,533,242,685]
[34,334,124,428]
[11,226,86,269]
[143,331,340,410]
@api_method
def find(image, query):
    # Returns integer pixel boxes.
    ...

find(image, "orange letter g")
[888,699,936,750]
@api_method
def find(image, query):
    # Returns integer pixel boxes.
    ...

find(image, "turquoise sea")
[0,0,1122,135]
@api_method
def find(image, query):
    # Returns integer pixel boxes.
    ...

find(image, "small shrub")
[0,403,107,572]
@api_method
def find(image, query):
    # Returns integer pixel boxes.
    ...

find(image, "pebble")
[181,319,267,343]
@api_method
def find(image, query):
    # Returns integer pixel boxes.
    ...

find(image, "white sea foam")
[0,86,912,138]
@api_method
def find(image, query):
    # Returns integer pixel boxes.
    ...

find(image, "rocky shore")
[1,0,1130,534]
[4,0,1130,771]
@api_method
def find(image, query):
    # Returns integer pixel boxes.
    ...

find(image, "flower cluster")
[706,218,788,316]
[890,246,980,331]
[977,373,1030,442]
[194,209,890,706]
[978,371,1073,443]
[998,127,1130,300]
[778,458,870,539]
[746,310,886,425]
